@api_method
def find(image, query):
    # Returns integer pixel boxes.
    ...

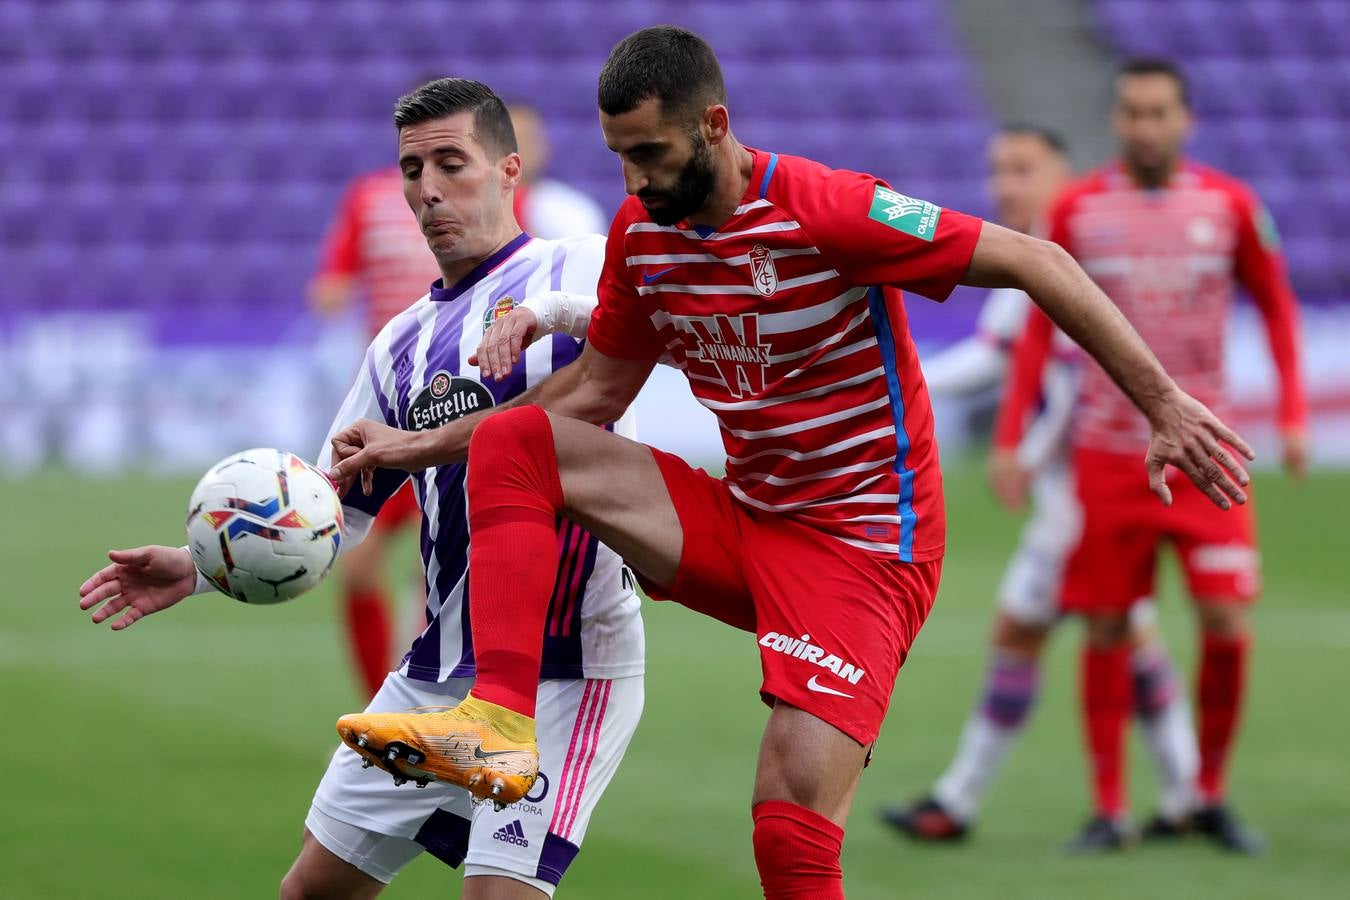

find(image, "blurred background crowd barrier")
[2,0,1348,474]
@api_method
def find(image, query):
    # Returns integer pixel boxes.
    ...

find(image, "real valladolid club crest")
[483,295,516,329]
[408,369,495,432]
[748,244,778,297]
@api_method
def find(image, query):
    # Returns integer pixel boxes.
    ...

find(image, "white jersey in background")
[319,232,644,684]
[922,288,1078,473]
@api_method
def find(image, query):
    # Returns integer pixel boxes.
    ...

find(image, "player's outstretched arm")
[329,343,654,485]
[962,221,1255,509]
[78,546,199,630]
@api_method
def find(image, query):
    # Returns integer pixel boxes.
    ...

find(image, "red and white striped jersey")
[316,167,444,336]
[996,160,1305,456]
[588,149,982,561]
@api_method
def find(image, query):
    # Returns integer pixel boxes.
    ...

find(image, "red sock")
[1197,631,1250,804]
[752,801,844,900]
[344,588,393,699]
[1082,644,1132,818]
[465,406,564,718]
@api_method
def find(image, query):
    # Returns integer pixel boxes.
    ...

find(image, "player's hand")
[469,307,539,382]
[329,417,433,495]
[987,448,1030,511]
[1282,428,1307,482]
[1144,387,1255,510]
[78,546,199,631]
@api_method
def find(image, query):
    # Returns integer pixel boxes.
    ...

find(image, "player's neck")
[1123,157,1181,190]
[686,140,755,230]
[436,225,524,287]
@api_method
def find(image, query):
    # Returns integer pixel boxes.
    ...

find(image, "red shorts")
[1061,448,1260,613]
[373,481,421,533]
[643,448,942,746]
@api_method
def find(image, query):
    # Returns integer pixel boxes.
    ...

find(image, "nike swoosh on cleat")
[642,265,681,284]
[806,674,854,699]
[474,746,525,760]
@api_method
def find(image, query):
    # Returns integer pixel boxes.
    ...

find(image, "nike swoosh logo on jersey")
[806,675,854,699]
[642,265,682,284]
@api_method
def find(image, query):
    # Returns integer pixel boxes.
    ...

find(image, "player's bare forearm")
[329,345,652,478]
[963,221,1176,422]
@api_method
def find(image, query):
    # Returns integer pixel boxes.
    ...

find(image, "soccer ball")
[185,448,343,604]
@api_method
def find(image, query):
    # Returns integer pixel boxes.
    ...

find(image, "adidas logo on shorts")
[492,819,529,848]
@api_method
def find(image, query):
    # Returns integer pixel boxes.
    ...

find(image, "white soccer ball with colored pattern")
[185,448,343,604]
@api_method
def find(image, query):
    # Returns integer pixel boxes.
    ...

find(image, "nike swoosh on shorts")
[806,674,854,699]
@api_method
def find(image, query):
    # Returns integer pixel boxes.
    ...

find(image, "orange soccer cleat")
[336,696,539,807]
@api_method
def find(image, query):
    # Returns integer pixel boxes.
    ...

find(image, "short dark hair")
[1118,57,1191,107]
[998,122,1069,156]
[598,26,727,124]
[393,77,518,158]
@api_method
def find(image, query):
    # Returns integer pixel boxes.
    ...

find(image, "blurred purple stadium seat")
[1093,0,1350,303]
[3,0,995,321]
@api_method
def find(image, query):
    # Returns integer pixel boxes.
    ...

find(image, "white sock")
[1133,647,1200,820]
[932,714,1017,822]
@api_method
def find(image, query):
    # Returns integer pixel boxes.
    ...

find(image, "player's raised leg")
[338,407,685,803]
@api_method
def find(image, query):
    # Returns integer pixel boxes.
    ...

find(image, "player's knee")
[1084,612,1130,648]
[1194,600,1249,639]
[993,613,1049,659]
[467,405,561,498]
[277,867,312,900]
[469,405,550,461]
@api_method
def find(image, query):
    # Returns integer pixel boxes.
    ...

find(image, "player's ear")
[501,151,523,191]
[704,104,730,145]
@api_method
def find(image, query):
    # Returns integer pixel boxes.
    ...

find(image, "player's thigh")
[465,677,644,895]
[1061,458,1159,615]
[751,702,869,828]
[546,412,684,588]
[745,516,941,746]
[281,827,386,899]
[549,415,752,623]
[1171,478,1261,608]
[997,463,1080,628]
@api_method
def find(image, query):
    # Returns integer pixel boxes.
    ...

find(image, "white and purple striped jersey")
[318,232,644,685]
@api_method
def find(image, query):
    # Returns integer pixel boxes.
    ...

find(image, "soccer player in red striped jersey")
[996,59,1306,853]
[328,30,1253,897]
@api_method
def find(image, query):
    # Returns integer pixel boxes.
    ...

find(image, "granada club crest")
[483,295,517,329]
[749,244,778,297]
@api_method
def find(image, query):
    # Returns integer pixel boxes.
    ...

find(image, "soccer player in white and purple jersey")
[77,78,643,900]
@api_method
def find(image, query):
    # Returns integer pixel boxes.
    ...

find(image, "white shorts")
[307,672,643,894]
[996,460,1081,626]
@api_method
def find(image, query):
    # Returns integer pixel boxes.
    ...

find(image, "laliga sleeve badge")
[483,295,517,330]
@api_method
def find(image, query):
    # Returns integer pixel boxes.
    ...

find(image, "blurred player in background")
[326,29,1253,898]
[883,125,1199,842]
[1002,59,1306,853]
[80,78,644,899]
[509,103,608,239]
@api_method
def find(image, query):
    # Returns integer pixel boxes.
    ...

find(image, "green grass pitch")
[2,460,1345,898]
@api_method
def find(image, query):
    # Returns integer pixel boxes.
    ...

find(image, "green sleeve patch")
[867,184,942,241]
[1255,203,1281,252]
